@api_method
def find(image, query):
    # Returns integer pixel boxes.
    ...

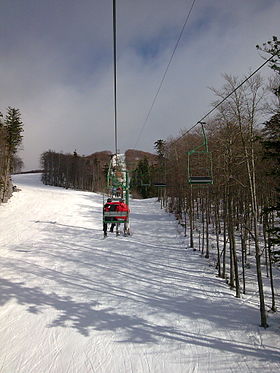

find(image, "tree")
[130,157,155,199]
[257,36,280,76]
[5,107,23,156]
[154,139,166,158]
[257,35,280,108]
[12,155,24,174]
[0,121,7,197]
[262,113,280,259]
[0,107,24,202]
[258,36,280,260]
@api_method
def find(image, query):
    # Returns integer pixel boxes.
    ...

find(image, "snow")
[0,173,279,373]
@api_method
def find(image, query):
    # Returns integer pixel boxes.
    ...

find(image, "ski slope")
[0,173,279,373]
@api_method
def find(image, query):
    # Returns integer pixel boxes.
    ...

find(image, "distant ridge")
[86,149,157,171]
[125,149,157,171]
[13,170,43,175]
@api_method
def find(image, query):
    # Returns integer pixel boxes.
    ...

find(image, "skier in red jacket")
[116,199,130,235]
[117,200,129,215]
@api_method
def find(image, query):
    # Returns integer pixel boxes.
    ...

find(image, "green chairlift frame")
[106,154,130,205]
[103,154,130,226]
[187,123,213,185]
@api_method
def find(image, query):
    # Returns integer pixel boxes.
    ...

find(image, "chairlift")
[103,154,130,236]
[187,123,213,185]
[140,181,151,187]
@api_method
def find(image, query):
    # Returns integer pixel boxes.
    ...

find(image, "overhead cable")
[172,53,276,146]
[134,0,197,148]
[113,0,118,154]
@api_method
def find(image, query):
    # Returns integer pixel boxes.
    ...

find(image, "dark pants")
[103,220,115,234]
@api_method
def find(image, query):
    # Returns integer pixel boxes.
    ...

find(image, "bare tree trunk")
[201,199,205,256]
[228,188,240,297]
[205,189,210,259]
[222,188,227,279]
[189,187,194,247]
[215,200,221,277]
[265,212,277,312]
[241,227,246,294]
[248,139,268,327]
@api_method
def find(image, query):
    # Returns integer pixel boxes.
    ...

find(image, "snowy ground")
[0,173,279,373]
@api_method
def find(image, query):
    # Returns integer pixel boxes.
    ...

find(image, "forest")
[40,150,110,192]
[38,37,280,327]
[132,37,280,327]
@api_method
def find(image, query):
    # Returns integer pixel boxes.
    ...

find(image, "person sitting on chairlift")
[103,198,119,236]
[116,198,130,235]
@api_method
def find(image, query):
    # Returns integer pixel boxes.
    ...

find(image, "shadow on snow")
[1,194,280,363]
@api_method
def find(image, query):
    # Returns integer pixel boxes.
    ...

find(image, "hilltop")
[86,149,158,171]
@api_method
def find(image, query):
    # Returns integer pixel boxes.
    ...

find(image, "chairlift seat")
[188,176,213,184]
[103,211,129,223]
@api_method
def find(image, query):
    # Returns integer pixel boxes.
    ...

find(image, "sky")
[0,0,279,170]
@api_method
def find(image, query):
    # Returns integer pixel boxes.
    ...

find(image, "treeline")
[130,140,166,199]
[40,150,109,192]
[40,149,159,195]
[141,37,279,328]
[0,107,24,203]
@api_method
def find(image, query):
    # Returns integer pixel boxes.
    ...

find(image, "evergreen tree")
[154,139,166,158]
[4,107,23,156]
[0,107,24,202]
[131,157,155,198]
[154,139,166,184]
[262,113,280,259]
[257,35,280,100]
[257,36,280,259]
[256,35,280,73]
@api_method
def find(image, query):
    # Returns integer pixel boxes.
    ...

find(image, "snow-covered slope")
[0,174,279,373]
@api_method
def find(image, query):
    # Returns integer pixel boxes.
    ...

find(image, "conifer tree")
[258,36,280,260]
[0,107,24,202]
[4,107,24,157]
[131,157,154,198]
[262,113,280,259]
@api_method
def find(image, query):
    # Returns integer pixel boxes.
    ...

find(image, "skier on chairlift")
[103,198,118,237]
[117,198,130,235]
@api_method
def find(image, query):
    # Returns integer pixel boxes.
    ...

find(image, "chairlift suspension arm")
[113,0,118,155]
[187,123,213,185]
[188,123,208,154]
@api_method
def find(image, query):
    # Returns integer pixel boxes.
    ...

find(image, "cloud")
[0,0,279,169]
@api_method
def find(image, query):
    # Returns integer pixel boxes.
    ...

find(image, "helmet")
[107,198,112,202]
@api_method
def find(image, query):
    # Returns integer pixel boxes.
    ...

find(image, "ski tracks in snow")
[0,174,280,372]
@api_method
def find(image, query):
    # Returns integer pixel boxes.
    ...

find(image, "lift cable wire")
[134,0,197,148]
[171,53,276,147]
[113,0,118,155]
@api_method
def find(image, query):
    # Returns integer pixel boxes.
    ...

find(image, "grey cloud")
[0,0,279,169]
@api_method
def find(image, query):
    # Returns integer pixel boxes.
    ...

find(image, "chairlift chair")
[187,123,213,185]
[103,154,130,235]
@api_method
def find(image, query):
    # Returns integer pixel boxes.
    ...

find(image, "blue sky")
[0,0,279,169]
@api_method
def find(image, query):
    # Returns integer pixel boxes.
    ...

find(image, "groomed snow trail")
[0,174,279,373]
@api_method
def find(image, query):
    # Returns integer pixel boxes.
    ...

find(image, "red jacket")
[117,202,129,212]
[116,202,129,220]
[104,201,129,221]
